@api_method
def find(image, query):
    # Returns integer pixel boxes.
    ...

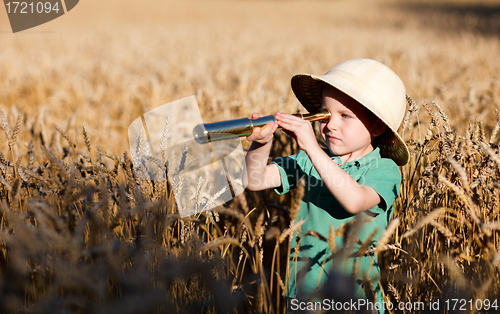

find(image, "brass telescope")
[193,109,331,144]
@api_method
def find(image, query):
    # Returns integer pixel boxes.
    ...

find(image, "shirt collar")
[328,147,381,169]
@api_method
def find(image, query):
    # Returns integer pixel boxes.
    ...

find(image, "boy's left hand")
[275,112,319,153]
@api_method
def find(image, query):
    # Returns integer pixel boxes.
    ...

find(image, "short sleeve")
[360,158,401,212]
[271,151,308,195]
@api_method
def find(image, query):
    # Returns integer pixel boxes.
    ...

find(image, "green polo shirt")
[272,147,400,305]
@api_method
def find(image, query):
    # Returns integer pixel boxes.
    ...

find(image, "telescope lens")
[193,124,209,144]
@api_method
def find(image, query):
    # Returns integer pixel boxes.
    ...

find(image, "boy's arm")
[306,145,382,214]
[243,113,281,191]
[243,141,281,191]
[275,112,381,214]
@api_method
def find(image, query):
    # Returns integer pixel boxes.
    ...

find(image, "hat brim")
[291,73,410,166]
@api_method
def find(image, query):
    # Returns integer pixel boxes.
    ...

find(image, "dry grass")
[1,0,500,313]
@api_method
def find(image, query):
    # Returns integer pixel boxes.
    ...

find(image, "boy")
[243,59,409,308]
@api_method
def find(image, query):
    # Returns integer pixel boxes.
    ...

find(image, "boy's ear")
[371,119,387,137]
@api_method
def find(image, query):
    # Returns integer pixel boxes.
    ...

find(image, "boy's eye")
[341,114,351,119]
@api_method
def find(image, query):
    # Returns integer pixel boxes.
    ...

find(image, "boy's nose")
[325,115,338,131]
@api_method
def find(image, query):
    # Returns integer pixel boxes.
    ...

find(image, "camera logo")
[3,0,79,33]
[128,96,246,218]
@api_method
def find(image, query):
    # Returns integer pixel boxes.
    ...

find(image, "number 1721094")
[445,299,498,311]
[5,2,60,14]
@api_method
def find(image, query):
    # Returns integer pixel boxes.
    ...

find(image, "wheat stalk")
[489,109,500,143]
[0,110,12,142]
[55,124,76,150]
[278,219,305,244]
[401,207,448,240]
[375,217,399,254]
[9,114,21,149]
[82,125,92,154]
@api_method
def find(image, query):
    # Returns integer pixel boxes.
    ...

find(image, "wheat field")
[1,0,500,313]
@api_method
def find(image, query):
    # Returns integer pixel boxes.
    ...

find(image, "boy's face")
[320,85,386,162]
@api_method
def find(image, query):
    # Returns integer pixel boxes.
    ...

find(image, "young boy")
[243,59,409,308]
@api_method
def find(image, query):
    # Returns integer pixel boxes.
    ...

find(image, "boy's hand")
[276,112,318,153]
[246,113,279,144]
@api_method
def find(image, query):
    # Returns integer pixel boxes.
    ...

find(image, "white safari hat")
[291,58,410,166]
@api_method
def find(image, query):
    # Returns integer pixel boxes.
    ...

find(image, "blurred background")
[1,0,499,156]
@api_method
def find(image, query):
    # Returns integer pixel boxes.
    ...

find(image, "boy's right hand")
[246,113,279,144]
